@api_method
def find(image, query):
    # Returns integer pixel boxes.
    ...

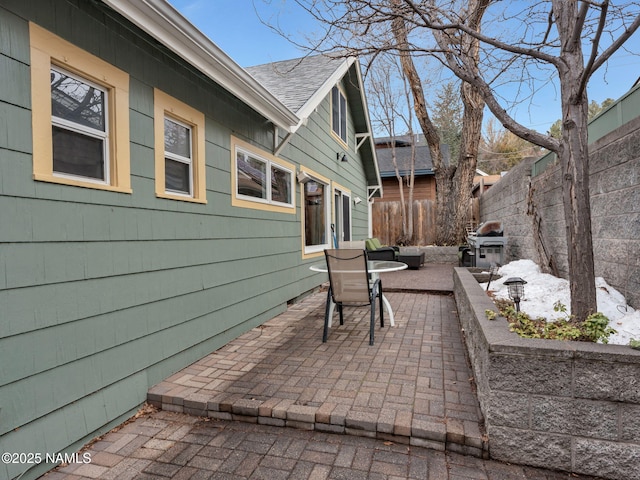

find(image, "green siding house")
[0,1,381,478]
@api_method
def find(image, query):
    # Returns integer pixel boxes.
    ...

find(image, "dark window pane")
[165,158,190,194]
[271,166,291,204]
[339,94,347,142]
[342,195,351,241]
[305,181,326,247]
[51,69,105,132]
[332,87,340,136]
[164,118,191,158]
[236,152,267,199]
[52,126,104,180]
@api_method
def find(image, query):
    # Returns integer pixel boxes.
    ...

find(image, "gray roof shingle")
[376,145,435,177]
[246,54,346,113]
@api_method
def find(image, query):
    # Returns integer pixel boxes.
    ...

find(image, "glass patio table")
[309,260,407,327]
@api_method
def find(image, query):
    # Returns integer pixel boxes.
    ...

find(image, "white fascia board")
[294,56,355,122]
[102,0,300,132]
[351,59,382,189]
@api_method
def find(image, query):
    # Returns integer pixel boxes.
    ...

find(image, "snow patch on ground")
[480,259,640,346]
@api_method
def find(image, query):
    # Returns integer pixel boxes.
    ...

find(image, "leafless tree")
[367,55,417,243]
[279,0,640,321]
[398,0,640,321]
[389,0,489,245]
[277,0,489,244]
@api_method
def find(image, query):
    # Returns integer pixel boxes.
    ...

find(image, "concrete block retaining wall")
[479,115,640,308]
[453,267,640,480]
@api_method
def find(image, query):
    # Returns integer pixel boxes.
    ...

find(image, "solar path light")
[504,277,527,312]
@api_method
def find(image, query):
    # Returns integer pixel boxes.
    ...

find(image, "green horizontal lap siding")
[0,2,371,477]
[0,373,148,480]
[0,279,293,437]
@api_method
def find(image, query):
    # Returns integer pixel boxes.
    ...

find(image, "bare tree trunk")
[555,1,597,320]
[390,141,408,238]
[448,0,487,245]
[392,0,487,245]
[452,67,485,243]
[391,2,449,244]
[406,136,415,242]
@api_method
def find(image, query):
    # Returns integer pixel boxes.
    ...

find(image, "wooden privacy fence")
[372,199,437,246]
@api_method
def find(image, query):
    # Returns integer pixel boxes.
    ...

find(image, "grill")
[465,221,507,268]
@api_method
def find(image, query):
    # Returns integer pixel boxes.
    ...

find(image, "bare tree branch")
[591,6,640,72]
[568,1,592,52]
[401,0,562,66]
[578,0,610,96]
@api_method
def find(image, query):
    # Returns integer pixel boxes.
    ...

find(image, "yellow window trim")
[300,167,331,260]
[154,89,207,204]
[29,23,131,193]
[332,181,351,198]
[230,136,296,214]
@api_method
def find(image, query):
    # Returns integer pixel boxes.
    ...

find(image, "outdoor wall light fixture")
[337,151,347,162]
[504,277,527,312]
[296,170,313,184]
[353,196,362,205]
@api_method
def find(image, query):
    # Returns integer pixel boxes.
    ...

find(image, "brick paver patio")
[43,265,604,480]
[147,287,487,458]
[45,409,603,480]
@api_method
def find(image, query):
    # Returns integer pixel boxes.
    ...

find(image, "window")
[51,68,109,182]
[154,89,206,203]
[164,117,193,195]
[333,186,352,244]
[331,86,347,145]
[302,170,331,255]
[231,136,295,213]
[30,23,131,192]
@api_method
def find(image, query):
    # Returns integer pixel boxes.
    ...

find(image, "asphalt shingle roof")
[246,54,345,114]
[376,145,435,176]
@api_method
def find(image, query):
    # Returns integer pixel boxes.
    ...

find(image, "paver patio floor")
[148,271,487,458]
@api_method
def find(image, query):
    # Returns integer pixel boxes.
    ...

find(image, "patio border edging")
[453,267,640,480]
[148,383,488,458]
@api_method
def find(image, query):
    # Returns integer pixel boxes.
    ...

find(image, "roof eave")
[351,61,383,194]
[294,56,354,122]
[102,0,299,132]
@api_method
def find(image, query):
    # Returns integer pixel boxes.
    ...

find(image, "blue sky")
[167,0,640,134]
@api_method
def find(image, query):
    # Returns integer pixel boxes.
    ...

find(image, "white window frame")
[333,186,352,244]
[163,115,194,197]
[153,88,206,204]
[235,147,294,208]
[231,136,296,213]
[331,85,348,145]
[50,67,111,185]
[302,171,331,256]
[269,163,295,208]
[30,23,131,194]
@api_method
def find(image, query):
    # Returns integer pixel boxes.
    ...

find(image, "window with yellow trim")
[231,136,295,213]
[154,89,207,203]
[29,23,131,192]
[301,170,331,255]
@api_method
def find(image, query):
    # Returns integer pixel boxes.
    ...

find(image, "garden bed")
[453,267,640,480]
